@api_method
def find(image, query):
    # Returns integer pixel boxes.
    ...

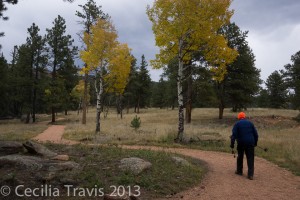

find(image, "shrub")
[130,115,141,130]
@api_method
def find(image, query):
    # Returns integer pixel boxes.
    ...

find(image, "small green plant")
[130,115,141,130]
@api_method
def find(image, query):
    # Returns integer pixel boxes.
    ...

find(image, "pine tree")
[46,15,77,122]
[135,55,151,113]
[123,56,139,113]
[150,78,167,108]
[284,51,300,109]
[9,44,32,118]
[256,88,269,108]
[0,53,9,117]
[266,70,288,108]
[217,23,261,118]
[26,23,47,123]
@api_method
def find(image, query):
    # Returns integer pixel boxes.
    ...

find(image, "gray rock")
[119,157,152,175]
[45,161,80,172]
[0,155,44,170]
[171,156,191,167]
[23,140,58,158]
[0,155,79,172]
[0,141,24,156]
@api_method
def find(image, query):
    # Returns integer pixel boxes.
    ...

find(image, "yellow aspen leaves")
[147,0,238,81]
[80,18,132,94]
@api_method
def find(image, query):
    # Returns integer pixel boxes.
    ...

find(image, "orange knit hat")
[238,112,246,119]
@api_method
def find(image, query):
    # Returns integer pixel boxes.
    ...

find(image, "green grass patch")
[45,144,207,199]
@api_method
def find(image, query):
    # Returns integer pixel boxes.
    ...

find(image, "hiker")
[230,112,258,180]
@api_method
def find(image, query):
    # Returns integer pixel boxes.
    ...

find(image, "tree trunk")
[119,95,123,119]
[219,104,224,119]
[65,110,68,115]
[25,113,30,124]
[77,98,81,115]
[95,69,103,134]
[32,83,37,123]
[32,49,41,123]
[51,107,55,123]
[137,96,140,114]
[217,82,225,119]
[175,39,184,142]
[185,65,192,124]
[82,72,88,124]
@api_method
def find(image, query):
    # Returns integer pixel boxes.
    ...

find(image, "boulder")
[0,141,24,156]
[119,157,152,175]
[0,155,79,172]
[23,140,57,158]
[171,156,191,167]
[0,155,44,170]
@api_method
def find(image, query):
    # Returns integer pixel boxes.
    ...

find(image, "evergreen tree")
[256,88,269,108]
[123,56,139,113]
[218,23,261,117]
[0,53,9,117]
[26,23,47,123]
[46,15,77,122]
[162,58,178,109]
[266,70,288,108]
[284,51,300,109]
[58,50,79,115]
[193,66,217,108]
[135,55,151,112]
[9,45,32,118]
[150,78,167,108]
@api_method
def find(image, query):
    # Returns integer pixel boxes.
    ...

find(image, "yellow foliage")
[79,18,132,94]
[147,0,238,81]
[80,18,118,71]
[105,43,132,94]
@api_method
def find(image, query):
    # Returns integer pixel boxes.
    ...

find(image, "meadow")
[1,107,299,176]
[62,107,300,175]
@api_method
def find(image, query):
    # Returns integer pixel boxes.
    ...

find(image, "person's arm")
[253,124,258,146]
[230,123,238,148]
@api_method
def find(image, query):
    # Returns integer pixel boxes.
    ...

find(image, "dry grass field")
[62,107,300,175]
[0,107,299,175]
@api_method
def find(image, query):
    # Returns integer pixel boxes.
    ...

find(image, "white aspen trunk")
[95,68,103,134]
[176,38,184,142]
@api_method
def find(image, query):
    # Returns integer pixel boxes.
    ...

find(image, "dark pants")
[236,144,255,177]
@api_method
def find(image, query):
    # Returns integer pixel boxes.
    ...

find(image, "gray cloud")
[1,0,300,83]
[232,0,300,32]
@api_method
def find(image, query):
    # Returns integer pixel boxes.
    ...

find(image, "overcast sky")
[1,0,300,83]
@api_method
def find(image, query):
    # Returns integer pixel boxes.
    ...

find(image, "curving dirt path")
[32,125,300,200]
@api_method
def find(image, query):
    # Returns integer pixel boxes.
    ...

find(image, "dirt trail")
[32,125,300,200]
[32,125,79,145]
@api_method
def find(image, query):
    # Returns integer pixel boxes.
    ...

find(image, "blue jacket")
[231,119,258,147]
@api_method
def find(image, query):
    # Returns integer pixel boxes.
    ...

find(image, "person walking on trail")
[230,112,258,180]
